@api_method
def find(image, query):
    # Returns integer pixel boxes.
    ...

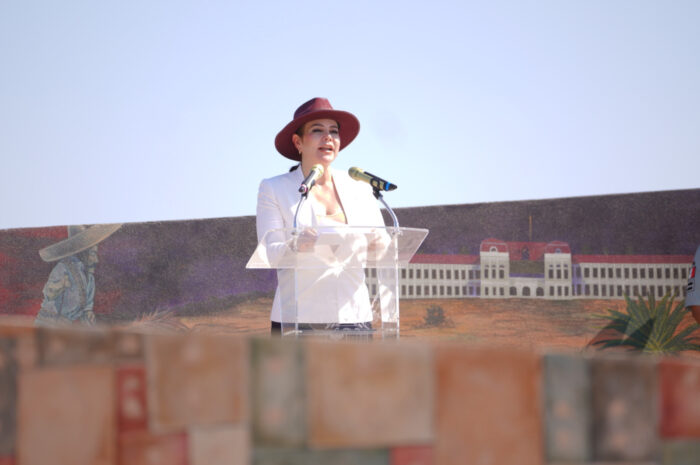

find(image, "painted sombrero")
[39,224,123,262]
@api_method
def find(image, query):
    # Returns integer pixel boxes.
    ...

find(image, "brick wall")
[1,323,700,465]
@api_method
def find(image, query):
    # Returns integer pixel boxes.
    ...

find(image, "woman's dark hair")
[289,123,306,171]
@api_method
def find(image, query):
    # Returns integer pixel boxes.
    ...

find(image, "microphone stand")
[289,190,310,336]
[372,187,401,338]
[293,191,308,230]
[373,188,400,233]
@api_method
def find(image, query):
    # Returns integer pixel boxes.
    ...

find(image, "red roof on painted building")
[544,241,571,254]
[409,253,692,266]
[410,254,480,265]
[503,242,547,260]
[573,255,693,264]
[411,239,691,266]
[480,238,508,253]
[480,239,570,259]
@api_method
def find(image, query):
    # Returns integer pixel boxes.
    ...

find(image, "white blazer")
[256,166,386,323]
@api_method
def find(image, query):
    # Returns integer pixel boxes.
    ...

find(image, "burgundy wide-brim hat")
[275,97,360,161]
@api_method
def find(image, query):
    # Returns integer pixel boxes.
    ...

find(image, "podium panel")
[246,227,428,338]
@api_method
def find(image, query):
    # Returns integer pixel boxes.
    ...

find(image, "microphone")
[348,167,397,191]
[299,164,324,195]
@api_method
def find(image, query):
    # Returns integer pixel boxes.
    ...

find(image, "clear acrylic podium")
[246,226,429,338]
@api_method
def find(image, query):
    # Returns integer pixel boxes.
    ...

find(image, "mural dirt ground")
[178,297,699,353]
[2,296,697,355]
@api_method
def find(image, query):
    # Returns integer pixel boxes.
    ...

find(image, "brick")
[252,447,389,465]
[591,355,659,462]
[306,340,433,448]
[116,364,148,433]
[434,345,542,465]
[37,326,114,365]
[250,337,305,446]
[0,457,14,465]
[390,445,433,465]
[146,333,248,432]
[576,460,659,465]
[113,330,144,361]
[543,353,592,462]
[188,424,248,465]
[119,431,188,465]
[662,440,700,465]
[17,365,116,465]
[12,334,38,369]
[659,359,700,438]
[0,339,17,456]
[0,322,34,337]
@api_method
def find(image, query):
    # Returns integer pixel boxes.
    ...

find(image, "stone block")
[189,424,249,465]
[116,364,148,433]
[659,359,700,438]
[662,440,700,465]
[250,337,305,446]
[434,345,542,465]
[37,327,114,365]
[146,333,248,432]
[12,334,38,369]
[119,431,188,465]
[17,365,116,465]
[390,445,433,465]
[306,340,433,448]
[0,324,34,337]
[543,353,592,462]
[113,330,144,361]
[0,339,17,456]
[591,355,659,462]
[253,447,389,465]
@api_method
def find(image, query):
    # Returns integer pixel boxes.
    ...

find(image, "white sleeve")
[256,179,286,243]
[357,182,386,227]
[255,178,293,266]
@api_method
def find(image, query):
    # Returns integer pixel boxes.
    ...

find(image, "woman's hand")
[366,229,390,260]
[291,228,318,252]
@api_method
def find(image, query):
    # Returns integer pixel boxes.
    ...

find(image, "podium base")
[281,327,399,341]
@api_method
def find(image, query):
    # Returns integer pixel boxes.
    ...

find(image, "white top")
[256,167,385,323]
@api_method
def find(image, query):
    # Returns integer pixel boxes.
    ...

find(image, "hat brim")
[275,110,360,161]
[39,224,123,262]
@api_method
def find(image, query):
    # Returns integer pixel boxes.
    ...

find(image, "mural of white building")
[367,238,692,301]
[573,255,691,300]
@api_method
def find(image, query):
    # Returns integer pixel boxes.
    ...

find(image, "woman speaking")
[256,98,385,334]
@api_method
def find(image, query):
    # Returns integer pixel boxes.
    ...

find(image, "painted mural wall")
[1,188,698,350]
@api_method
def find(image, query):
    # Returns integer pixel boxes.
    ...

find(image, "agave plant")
[421,305,454,328]
[590,292,700,354]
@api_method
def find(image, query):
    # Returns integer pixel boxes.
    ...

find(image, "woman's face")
[293,119,340,168]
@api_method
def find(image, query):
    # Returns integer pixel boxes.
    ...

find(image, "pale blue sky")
[1,0,698,230]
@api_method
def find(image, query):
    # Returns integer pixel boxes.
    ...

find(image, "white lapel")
[332,168,356,224]
[290,168,319,228]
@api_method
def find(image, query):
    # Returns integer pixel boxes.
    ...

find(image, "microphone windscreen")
[348,166,364,181]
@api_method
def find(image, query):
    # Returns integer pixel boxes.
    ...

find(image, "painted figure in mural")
[256,97,385,334]
[686,245,700,323]
[34,224,122,327]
